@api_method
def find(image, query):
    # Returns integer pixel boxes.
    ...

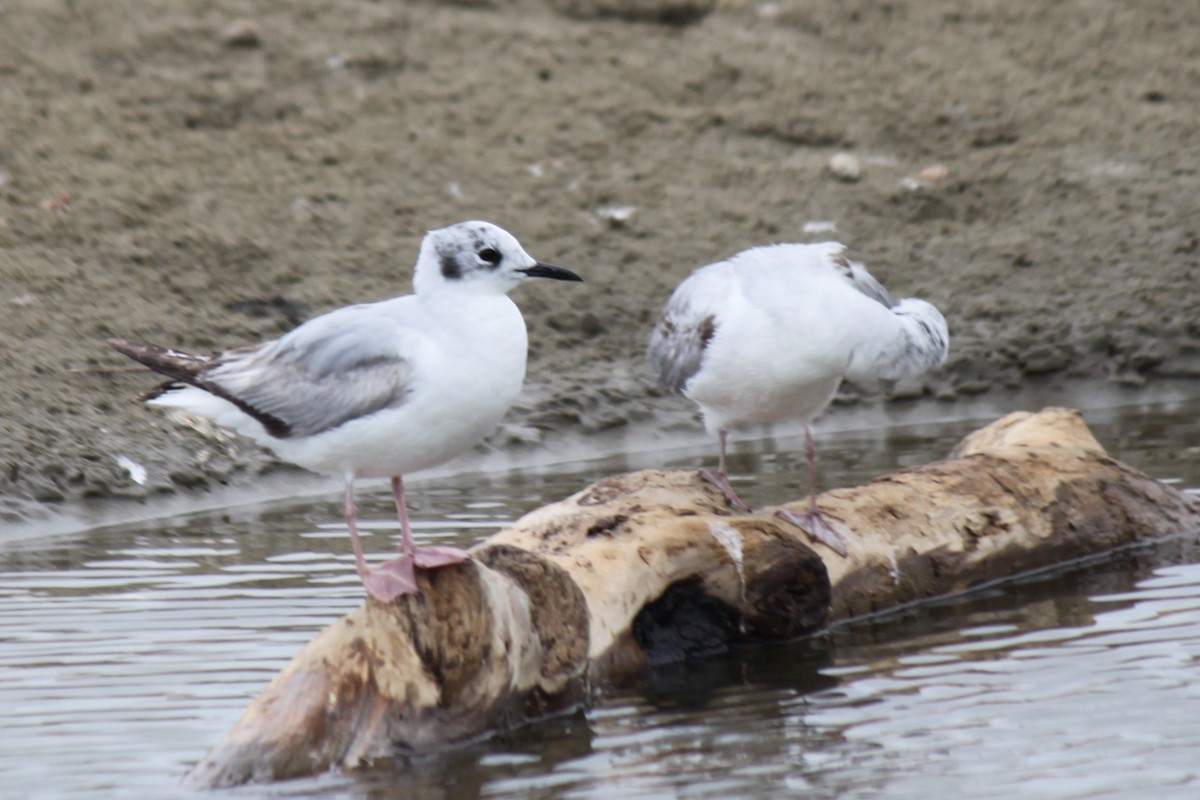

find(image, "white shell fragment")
[115,455,148,485]
[828,152,862,182]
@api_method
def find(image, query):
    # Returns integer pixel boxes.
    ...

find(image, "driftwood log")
[185,408,1200,787]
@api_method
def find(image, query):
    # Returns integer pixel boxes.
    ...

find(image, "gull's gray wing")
[826,246,897,308]
[207,303,414,438]
[113,301,416,439]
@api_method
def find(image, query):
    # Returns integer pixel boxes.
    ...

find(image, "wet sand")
[2,0,1198,519]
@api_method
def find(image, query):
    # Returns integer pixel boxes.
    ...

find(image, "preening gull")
[112,221,581,602]
[648,241,948,556]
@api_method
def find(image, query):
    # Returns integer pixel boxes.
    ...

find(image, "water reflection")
[800,548,1200,800]
[1,395,1199,798]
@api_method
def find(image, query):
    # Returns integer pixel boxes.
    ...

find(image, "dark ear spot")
[698,315,717,348]
[440,252,462,280]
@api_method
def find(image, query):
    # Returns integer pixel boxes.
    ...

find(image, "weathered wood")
[185,408,1200,787]
[813,407,1200,618]
[483,469,832,677]
[184,546,590,787]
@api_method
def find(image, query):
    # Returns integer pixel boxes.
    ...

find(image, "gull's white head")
[414,221,581,296]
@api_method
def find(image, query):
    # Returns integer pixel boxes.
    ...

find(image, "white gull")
[647,241,948,556]
[111,220,581,602]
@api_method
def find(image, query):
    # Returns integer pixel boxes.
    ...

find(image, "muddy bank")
[1,0,1198,516]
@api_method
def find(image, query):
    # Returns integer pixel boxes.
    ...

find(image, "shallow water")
[2,395,1199,799]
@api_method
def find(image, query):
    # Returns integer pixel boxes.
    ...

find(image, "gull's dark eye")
[477,247,502,266]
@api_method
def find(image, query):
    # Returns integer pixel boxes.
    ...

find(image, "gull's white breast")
[280,293,528,478]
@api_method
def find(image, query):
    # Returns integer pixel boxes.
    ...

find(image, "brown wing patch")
[647,311,718,394]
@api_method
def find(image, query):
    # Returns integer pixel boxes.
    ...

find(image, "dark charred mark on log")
[633,580,741,666]
[585,514,629,538]
[741,537,830,640]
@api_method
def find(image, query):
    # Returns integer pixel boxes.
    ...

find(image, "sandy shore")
[2,0,1198,521]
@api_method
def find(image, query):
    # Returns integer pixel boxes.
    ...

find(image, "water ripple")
[1,399,1199,798]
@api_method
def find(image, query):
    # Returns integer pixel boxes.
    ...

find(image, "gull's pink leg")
[699,429,752,513]
[342,475,471,603]
[776,425,850,557]
[344,479,418,602]
[390,476,470,569]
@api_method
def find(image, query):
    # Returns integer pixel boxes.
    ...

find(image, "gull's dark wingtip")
[108,337,148,361]
[107,338,215,384]
[108,337,171,367]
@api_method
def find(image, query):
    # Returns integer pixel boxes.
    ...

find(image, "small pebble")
[828,152,861,182]
[917,164,949,184]
[901,163,950,190]
[40,192,71,212]
[802,220,837,234]
[221,20,262,48]
[596,205,636,227]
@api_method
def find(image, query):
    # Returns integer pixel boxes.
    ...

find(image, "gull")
[647,241,948,557]
[111,221,581,602]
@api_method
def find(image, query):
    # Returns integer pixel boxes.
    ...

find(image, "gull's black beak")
[519,262,583,282]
